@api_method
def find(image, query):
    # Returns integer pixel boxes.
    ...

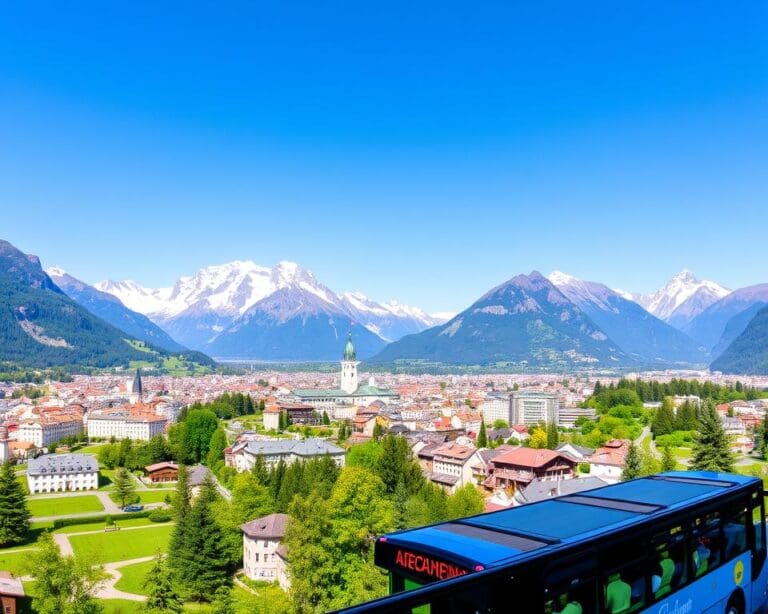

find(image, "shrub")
[148,509,171,523]
[578,463,591,474]
[52,510,151,529]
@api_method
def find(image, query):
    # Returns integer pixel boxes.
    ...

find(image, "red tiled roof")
[491,448,568,469]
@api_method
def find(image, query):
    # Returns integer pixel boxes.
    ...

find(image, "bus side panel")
[639,551,750,614]
[752,549,768,613]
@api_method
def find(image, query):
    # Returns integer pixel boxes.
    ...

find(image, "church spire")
[343,332,356,361]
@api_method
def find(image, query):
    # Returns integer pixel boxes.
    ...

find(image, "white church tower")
[340,333,359,394]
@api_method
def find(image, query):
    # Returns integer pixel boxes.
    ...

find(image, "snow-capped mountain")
[548,271,706,364]
[96,260,442,358]
[339,292,447,341]
[628,270,730,327]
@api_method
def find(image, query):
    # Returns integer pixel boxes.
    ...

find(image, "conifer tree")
[0,460,30,547]
[174,475,231,600]
[546,422,559,450]
[322,410,331,426]
[651,397,676,437]
[205,427,227,469]
[143,553,183,613]
[251,454,269,486]
[393,480,409,530]
[477,418,488,448]
[593,380,602,395]
[690,403,734,473]
[112,467,137,509]
[661,446,676,472]
[167,465,191,583]
[211,586,234,614]
[622,442,642,481]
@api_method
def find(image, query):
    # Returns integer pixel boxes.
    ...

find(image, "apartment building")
[241,513,290,591]
[16,414,84,448]
[27,453,99,494]
[510,391,559,425]
[87,410,167,441]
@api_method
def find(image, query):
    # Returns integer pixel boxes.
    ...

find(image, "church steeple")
[131,368,143,400]
[340,333,359,394]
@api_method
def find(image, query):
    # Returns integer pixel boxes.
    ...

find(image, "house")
[507,425,530,443]
[471,445,517,484]
[278,403,317,425]
[144,462,179,483]
[516,476,608,505]
[227,438,346,472]
[555,442,595,462]
[241,513,290,591]
[352,413,378,436]
[87,409,167,441]
[722,416,747,437]
[483,448,577,494]
[188,464,213,497]
[263,406,281,431]
[451,411,482,435]
[427,442,482,493]
[27,453,98,494]
[587,440,629,482]
[0,572,24,614]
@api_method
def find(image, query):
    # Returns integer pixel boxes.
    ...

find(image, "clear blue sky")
[1,2,766,313]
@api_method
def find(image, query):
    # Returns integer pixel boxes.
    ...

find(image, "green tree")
[112,467,137,509]
[372,421,385,441]
[661,446,676,472]
[651,397,676,438]
[205,427,227,470]
[374,435,424,495]
[529,427,547,449]
[26,532,105,614]
[690,403,734,473]
[167,465,191,582]
[174,475,231,600]
[143,553,183,614]
[0,460,30,546]
[546,422,559,450]
[675,401,699,431]
[180,409,219,464]
[492,419,509,430]
[477,418,488,448]
[211,585,234,614]
[622,442,642,481]
[322,410,331,426]
[446,484,484,519]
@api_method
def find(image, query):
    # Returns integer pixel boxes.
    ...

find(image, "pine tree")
[205,427,227,469]
[168,465,191,583]
[661,446,676,472]
[322,410,331,426]
[393,480,409,529]
[174,476,231,600]
[651,397,676,437]
[593,380,602,395]
[211,585,234,614]
[477,418,488,448]
[143,553,183,613]
[0,460,30,547]
[546,422,559,450]
[690,403,734,473]
[112,467,137,509]
[622,443,642,481]
[675,401,698,431]
[251,454,269,486]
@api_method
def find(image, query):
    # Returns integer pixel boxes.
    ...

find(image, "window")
[722,503,748,561]
[649,525,686,601]
[544,559,597,614]
[602,541,647,614]
[752,490,766,582]
[691,512,723,576]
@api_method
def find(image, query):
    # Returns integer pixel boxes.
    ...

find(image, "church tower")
[340,333,359,394]
[0,425,9,463]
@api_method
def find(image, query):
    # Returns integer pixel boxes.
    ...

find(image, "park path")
[94,556,154,601]
[54,532,74,556]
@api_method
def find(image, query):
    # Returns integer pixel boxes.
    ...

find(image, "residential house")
[0,572,24,614]
[427,442,482,493]
[516,476,608,505]
[587,439,629,482]
[144,462,179,483]
[27,453,98,494]
[241,513,290,591]
[483,448,577,494]
[227,438,345,472]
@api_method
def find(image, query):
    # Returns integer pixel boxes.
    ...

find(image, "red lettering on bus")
[393,549,469,580]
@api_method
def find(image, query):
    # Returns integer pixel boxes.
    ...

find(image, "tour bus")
[338,471,768,614]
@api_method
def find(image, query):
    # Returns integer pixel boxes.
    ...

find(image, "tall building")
[510,391,559,425]
[340,333,359,394]
[128,368,144,403]
[480,393,512,425]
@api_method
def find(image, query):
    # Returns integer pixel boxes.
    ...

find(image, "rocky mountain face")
[0,240,155,367]
[47,267,186,353]
[548,271,706,365]
[369,272,628,367]
[711,304,768,375]
[97,260,442,360]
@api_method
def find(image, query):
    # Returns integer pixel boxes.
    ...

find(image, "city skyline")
[1,3,767,312]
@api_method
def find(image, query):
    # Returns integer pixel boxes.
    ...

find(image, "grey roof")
[28,453,98,476]
[517,476,608,504]
[426,472,460,486]
[556,443,595,457]
[243,437,344,457]
[187,464,211,486]
[241,513,289,539]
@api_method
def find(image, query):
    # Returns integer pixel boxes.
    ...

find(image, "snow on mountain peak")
[46,266,67,278]
[638,270,730,321]
[547,270,579,286]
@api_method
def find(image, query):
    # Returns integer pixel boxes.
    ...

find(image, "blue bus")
[338,471,768,614]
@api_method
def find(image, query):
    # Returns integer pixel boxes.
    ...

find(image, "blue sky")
[1,2,766,313]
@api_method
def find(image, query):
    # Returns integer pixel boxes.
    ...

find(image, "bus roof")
[378,471,757,572]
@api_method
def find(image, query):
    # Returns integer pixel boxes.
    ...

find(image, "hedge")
[52,510,152,529]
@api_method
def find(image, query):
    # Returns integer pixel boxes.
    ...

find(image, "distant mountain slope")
[369,271,628,367]
[0,240,152,367]
[548,271,706,365]
[630,270,730,326]
[205,287,386,360]
[711,305,768,374]
[97,260,440,358]
[710,301,768,359]
[683,284,768,350]
[47,267,187,353]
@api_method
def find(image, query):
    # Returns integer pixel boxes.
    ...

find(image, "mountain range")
[2,235,768,372]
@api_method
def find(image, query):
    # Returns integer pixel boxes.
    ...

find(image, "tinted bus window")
[691,512,723,574]
[752,490,766,580]
[544,580,596,614]
[723,503,749,561]
[650,524,686,600]
[602,544,647,613]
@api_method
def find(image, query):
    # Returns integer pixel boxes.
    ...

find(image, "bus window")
[691,512,723,574]
[723,504,748,561]
[649,525,686,600]
[543,581,596,614]
[752,490,766,580]
[601,545,647,614]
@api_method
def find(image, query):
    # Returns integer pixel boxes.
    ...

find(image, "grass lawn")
[27,494,104,517]
[99,469,117,490]
[113,560,153,595]
[54,517,165,534]
[100,600,144,614]
[0,550,36,576]
[69,524,173,563]
[136,490,173,504]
